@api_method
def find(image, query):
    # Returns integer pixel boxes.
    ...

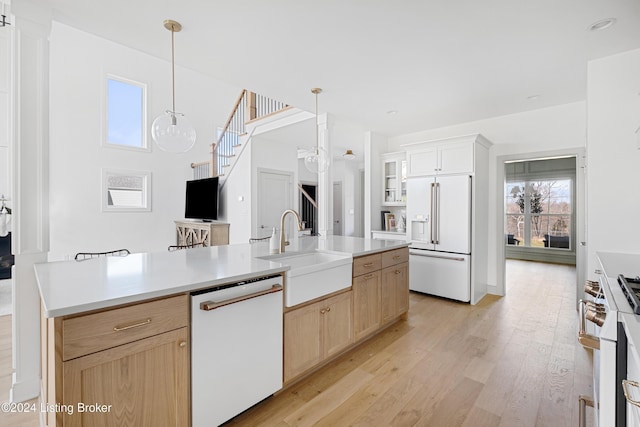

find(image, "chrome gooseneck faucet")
[280,209,304,253]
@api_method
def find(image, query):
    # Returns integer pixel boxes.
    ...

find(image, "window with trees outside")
[505,179,572,249]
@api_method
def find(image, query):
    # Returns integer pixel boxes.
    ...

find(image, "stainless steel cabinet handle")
[623,380,640,408]
[200,284,283,311]
[113,318,152,332]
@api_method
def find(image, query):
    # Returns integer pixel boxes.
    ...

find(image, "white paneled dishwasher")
[191,274,283,427]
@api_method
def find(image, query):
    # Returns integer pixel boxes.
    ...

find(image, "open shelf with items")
[382,152,406,206]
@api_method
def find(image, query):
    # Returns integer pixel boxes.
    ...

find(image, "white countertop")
[35,236,408,318]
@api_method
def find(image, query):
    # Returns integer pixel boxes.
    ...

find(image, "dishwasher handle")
[200,284,283,311]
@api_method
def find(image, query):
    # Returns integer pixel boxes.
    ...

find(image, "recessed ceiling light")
[386,110,398,115]
[526,94,540,100]
[588,18,617,32]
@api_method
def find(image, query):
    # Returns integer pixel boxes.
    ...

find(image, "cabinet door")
[353,271,381,341]
[284,302,322,382]
[439,141,474,175]
[322,292,353,359]
[381,263,409,324]
[407,147,438,177]
[63,327,189,427]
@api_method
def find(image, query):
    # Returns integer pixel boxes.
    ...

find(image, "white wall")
[0,17,11,225]
[387,102,586,292]
[48,23,240,260]
[586,48,640,279]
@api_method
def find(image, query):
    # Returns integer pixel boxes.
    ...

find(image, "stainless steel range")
[618,275,640,315]
[588,253,640,427]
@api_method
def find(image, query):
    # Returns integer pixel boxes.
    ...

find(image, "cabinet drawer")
[353,253,382,277]
[381,248,409,269]
[62,294,189,360]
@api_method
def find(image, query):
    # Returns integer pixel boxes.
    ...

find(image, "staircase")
[191,90,290,182]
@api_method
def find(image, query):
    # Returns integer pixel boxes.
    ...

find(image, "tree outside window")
[506,179,572,249]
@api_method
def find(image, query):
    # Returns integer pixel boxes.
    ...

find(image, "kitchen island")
[35,236,409,427]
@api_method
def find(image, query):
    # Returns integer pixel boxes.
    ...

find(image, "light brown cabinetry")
[283,291,353,383]
[381,263,409,324]
[353,270,381,341]
[353,247,409,342]
[42,295,190,427]
[175,220,229,246]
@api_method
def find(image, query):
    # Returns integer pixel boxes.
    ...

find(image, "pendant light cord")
[315,90,319,153]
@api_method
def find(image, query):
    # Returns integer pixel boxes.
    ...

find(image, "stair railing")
[193,89,290,179]
[212,89,248,176]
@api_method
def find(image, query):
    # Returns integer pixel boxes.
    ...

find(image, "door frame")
[495,148,585,303]
[332,181,343,236]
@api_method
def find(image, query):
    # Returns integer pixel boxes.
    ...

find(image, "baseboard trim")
[10,373,40,403]
[487,284,501,296]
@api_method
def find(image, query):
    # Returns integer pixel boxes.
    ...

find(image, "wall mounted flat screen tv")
[185,177,219,221]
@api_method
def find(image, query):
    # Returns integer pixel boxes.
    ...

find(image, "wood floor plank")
[282,368,374,427]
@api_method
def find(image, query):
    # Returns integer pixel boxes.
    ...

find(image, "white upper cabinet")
[382,152,407,206]
[404,135,489,177]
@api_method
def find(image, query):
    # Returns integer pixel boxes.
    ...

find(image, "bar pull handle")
[578,299,600,350]
[392,255,401,260]
[430,182,436,244]
[363,273,375,280]
[623,380,640,408]
[578,395,594,427]
[200,284,283,311]
[113,318,152,332]
[363,262,375,268]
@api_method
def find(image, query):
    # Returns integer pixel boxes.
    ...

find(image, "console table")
[175,220,229,247]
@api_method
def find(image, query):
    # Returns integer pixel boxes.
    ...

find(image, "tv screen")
[185,177,219,221]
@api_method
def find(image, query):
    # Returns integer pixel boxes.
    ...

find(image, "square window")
[104,75,148,151]
[102,169,151,212]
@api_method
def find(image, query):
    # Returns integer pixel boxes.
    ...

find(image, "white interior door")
[257,169,293,239]
[333,182,342,236]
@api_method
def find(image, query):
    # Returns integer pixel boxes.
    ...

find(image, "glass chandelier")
[151,20,196,153]
[304,88,330,173]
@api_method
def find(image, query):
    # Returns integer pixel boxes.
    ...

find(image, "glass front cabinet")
[382,152,407,206]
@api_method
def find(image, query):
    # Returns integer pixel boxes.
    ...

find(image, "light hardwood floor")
[0,260,592,427]
[228,260,593,427]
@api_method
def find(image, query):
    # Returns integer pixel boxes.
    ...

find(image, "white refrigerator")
[406,175,472,302]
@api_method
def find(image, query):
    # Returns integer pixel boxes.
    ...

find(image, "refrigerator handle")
[434,182,440,244]
[430,182,436,244]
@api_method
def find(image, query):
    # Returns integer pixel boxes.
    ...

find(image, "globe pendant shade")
[151,111,196,153]
[304,147,330,173]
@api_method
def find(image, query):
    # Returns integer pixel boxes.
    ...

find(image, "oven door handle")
[623,380,640,408]
[578,299,600,350]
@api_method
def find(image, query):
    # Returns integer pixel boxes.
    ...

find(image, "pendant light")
[151,20,196,153]
[304,88,330,173]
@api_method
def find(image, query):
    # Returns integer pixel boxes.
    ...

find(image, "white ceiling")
[27,0,640,137]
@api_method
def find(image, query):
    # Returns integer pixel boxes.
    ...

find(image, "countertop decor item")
[151,19,196,153]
